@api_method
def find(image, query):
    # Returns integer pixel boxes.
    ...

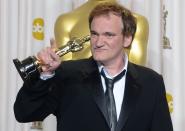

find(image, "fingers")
[38,48,60,72]
[37,38,58,63]
[36,38,61,73]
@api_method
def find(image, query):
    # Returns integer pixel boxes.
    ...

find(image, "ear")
[123,35,132,48]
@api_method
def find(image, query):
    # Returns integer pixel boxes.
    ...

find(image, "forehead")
[90,13,123,32]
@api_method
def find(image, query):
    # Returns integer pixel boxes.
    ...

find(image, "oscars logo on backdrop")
[32,18,45,40]
[31,121,43,130]
[166,93,173,113]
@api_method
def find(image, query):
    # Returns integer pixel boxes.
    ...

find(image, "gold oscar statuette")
[13,35,90,82]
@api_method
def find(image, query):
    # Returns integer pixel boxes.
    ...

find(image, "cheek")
[90,41,96,52]
[109,39,124,49]
[90,38,96,46]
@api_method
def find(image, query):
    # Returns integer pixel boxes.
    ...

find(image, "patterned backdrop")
[0,0,184,131]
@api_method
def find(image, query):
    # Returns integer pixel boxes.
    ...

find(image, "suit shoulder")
[57,58,94,72]
[63,58,91,67]
[130,63,162,78]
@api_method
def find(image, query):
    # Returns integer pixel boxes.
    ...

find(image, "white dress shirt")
[98,54,128,120]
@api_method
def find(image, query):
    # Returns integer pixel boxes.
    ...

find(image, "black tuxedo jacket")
[14,58,173,131]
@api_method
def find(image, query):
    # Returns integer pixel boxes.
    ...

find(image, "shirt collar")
[97,53,128,79]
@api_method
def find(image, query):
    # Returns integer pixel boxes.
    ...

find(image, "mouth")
[94,49,105,53]
[93,47,106,51]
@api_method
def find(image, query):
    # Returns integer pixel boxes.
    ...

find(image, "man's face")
[90,13,130,64]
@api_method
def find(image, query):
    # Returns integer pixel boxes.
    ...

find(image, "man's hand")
[37,38,61,75]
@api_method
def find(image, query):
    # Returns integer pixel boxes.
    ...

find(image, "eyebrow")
[90,30,118,35]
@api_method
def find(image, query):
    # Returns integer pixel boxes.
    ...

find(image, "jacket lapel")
[116,62,142,131]
[90,71,110,126]
[81,58,110,127]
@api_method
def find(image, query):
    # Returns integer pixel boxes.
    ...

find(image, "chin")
[93,55,106,62]
[92,51,109,61]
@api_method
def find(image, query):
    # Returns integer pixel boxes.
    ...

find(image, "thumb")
[50,38,58,49]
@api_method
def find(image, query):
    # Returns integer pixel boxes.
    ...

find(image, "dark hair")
[89,2,137,38]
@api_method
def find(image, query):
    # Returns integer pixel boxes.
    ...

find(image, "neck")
[101,54,125,76]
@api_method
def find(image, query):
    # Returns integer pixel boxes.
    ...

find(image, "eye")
[104,32,116,39]
[90,31,99,38]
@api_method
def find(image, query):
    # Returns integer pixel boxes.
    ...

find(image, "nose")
[94,35,105,47]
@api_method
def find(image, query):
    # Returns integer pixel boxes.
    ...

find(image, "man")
[14,3,173,131]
